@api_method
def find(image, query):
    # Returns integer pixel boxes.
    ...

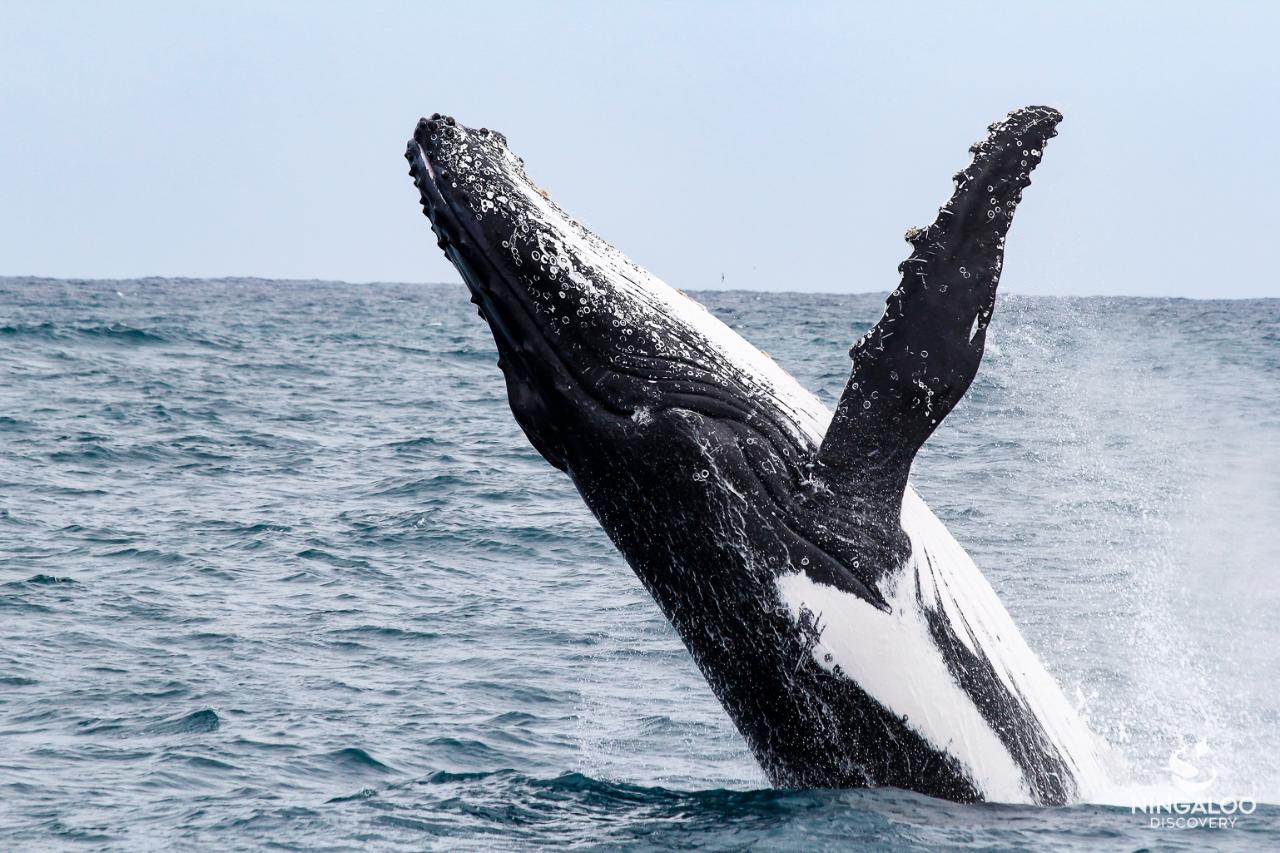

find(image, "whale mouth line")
[410,139,542,350]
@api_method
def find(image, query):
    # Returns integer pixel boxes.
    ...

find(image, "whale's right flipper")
[814,106,1062,513]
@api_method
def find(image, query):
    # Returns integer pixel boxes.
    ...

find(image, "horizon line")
[1,274,1273,302]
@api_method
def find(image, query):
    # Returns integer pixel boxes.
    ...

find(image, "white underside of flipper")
[776,487,1110,803]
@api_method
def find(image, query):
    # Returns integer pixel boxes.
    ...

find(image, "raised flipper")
[815,106,1062,507]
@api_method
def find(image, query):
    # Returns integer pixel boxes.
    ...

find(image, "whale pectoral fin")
[815,106,1062,505]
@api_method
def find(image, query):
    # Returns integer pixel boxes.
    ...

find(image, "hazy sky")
[2,2,1277,296]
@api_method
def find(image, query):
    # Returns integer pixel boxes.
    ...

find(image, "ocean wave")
[0,320,240,349]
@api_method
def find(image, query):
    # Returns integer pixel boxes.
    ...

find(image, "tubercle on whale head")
[406,113,517,259]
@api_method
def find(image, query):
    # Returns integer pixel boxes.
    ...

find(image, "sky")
[1,1,1277,297]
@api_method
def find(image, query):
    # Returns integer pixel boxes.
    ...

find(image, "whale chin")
[405,106,1111,805]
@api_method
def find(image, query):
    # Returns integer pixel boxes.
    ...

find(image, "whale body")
[404,107,1108,804]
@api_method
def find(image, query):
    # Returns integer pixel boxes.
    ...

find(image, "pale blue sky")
[2,2,1276,296]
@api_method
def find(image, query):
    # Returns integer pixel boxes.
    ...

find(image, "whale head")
[406,114,828,471]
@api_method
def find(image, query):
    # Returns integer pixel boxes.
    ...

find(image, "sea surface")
[1,277,1277,851]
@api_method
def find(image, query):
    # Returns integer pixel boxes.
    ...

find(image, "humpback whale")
[404,107,1108,805]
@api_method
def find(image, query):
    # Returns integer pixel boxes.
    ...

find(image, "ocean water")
[1,276,1277,851]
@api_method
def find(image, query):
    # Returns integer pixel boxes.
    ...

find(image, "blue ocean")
[1,277,1276,851]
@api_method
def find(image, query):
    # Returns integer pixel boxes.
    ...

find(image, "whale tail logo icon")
[1167,739,1217,796]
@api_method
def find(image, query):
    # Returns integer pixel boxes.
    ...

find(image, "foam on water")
[0,278,1276,850]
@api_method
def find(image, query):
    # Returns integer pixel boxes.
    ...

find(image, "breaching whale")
[404,107,1108,805]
